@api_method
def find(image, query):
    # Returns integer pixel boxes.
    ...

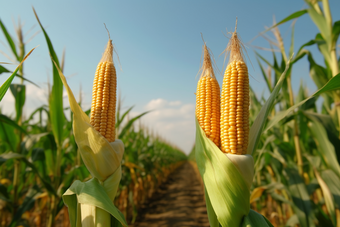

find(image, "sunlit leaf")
[0,48,35,102]
[265,73,340,132]
[309,119,340,178]
[248,57,291,155]
[285,167,316,227]
[314,168,336,225]
[0,19,19,60]
[33,7,64,147]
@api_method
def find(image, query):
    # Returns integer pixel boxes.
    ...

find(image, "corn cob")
[220,25,249,155]
[196,44,220,147]
[90,39,117,142]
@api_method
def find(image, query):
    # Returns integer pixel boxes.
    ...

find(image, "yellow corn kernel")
[220,23,249,155]
[90,40,117,142]
[196,44,220,147]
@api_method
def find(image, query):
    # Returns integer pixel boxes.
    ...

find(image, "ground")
[130,162,210,227]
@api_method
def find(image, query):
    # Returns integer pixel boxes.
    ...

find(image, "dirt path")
[130,162,210,227]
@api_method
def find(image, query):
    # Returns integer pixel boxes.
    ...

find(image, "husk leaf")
[195,118,273,226]
[55,47,127,226]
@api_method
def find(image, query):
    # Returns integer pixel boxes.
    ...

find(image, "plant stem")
[47,195,56,227]
[322,0,339,78]
[12,161,19,215]
[322,0,340,137]
[286,75,303,175]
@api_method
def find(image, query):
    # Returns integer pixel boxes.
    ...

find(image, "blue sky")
[1,0,339,153]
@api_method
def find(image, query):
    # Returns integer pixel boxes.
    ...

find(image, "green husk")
[54,61,127,226]
[195,119,273,227]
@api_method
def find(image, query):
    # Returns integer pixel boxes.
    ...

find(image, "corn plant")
[194,0,340,226]
[0,10,187,226]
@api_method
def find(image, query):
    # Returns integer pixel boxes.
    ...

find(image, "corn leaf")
[10,84,26,123]
[0,65,10,74]
[21,132,49,152]
[240,209,274,227]
[0,120,18,151]
[9,185,40,227]
[321,170,340,209]
[119,111,149,138]
[0,114,27,135]
[0,19,19,60]
[307,6,332,48]
[285,167,316,227]
[260,10,308,35]
[0,152,56,195]
[265,72,340,132]
[332,21,340,47]
[256,58,272,92]
[286,215,299,226]
[33,8,64,148]
[0,48,35,102]
[314,168,336,226]
[314,33,332,65]
[247,58,291,155]
[289,24,295,61]
[0,64,39,87]
[309,119,340,178]
[307,52,330,90]
[63,170,128,227]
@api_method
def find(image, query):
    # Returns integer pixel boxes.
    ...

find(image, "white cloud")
[0,83,48,121]
[144,98,168,109]
[133,98,196,154]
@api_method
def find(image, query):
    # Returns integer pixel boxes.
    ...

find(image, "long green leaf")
[304,111,340,164]
[332,20,340,46]
[0,48,35,102]
[256,58,272,92]
[265,73,340,132]
[0,19,19,60]
[10,84,26,123]
[289,23,295,60]
[0,114,27,135]
[309,119,340,178]
[119,111,150,138]
[307,6,332,48]
[260,10,308,35]
[0,152,56,195]
[33,7,64,147]
[285,167,316,227]
[247,58,291,155]
[9,185,40,227]
[314,168,336,226]
[321,170,340,209]
[308,52,330,90]
[0,65,10,74]
[255,51,282,77]
[0,64,39,87]
[314,33,332,65]
[0,120,18,151]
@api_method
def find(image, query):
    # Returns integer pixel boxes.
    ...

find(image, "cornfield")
[1,1,340,227]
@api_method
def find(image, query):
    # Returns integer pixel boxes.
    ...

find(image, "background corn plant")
[247,1,340,226]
